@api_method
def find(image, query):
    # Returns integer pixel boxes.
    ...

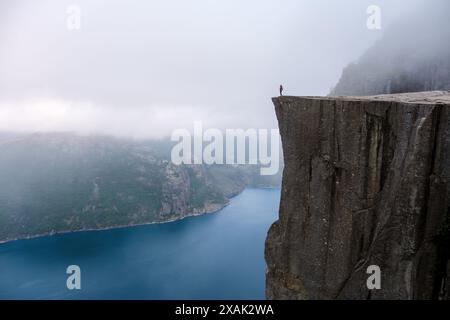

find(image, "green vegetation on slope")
[0,132,280,242]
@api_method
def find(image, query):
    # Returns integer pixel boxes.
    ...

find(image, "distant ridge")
[331,0,450,96]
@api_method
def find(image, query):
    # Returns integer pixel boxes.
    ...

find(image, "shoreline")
[0,202,231,245]
[0,187,279,245]
[0,187,280,245]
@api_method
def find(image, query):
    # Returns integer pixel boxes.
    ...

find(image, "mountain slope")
[331,1,450,96]
[0,132,279,242]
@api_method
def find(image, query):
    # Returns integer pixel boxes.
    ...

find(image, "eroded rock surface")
[266,91,450,299]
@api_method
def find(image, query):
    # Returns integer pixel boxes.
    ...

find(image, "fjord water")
[0,188,280,299]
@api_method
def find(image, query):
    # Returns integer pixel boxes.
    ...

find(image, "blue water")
[0,188,280,299]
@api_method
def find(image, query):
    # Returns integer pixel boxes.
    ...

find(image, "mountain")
[266,2,450,299]
[0,132,280,242]
[331,1,450,96]
[266,92,450,299]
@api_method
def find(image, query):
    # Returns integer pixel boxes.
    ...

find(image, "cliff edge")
[265,91,450,299]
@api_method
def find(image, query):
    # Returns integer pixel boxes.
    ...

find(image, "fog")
[0,0,428,138]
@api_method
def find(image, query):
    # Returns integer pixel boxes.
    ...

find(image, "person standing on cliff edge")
[279,85,283,96]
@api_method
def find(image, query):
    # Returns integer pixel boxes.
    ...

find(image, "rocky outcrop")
[265,91,450,299]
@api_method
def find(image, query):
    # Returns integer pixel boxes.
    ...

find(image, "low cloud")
[0,0,426,138]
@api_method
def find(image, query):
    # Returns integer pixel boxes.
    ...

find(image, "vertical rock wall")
[265,92,450,299]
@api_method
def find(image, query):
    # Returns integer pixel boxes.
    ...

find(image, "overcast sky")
[0,0,425,138]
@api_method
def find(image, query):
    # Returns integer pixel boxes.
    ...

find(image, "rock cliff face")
[265,91,450,299]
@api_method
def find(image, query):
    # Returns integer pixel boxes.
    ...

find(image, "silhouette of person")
[280,85,284,96]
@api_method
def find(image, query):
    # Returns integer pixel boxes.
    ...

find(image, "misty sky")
[0,0,425,138]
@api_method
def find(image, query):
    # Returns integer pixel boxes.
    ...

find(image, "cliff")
[265,91,450,299]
